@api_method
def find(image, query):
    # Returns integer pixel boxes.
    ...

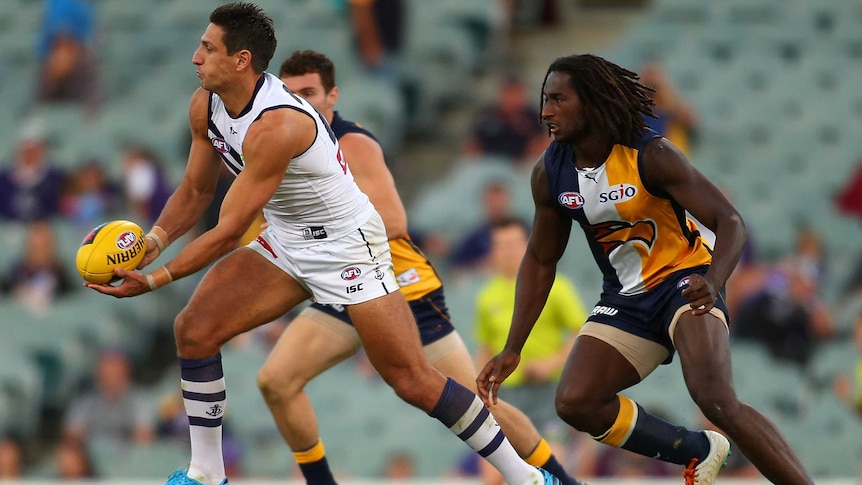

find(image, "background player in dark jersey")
[477,54,813,485]
[255,49,582,485]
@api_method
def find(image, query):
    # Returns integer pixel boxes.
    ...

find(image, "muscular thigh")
[345,292,431,377]
[262,307,360,383]
[183,248,311,344]
[557,334,641,403]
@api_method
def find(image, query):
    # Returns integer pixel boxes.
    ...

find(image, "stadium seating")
[3,0,862,479]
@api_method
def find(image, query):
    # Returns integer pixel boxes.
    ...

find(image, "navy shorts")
[586,265,729,362]
[309,287,456,346]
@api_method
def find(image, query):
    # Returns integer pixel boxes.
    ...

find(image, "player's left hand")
[84,268,150,298]
[680,273,716,315]
[477,349,521,407]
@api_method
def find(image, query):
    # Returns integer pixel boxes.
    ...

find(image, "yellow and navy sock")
[525,438,582,485]
[293,440,337,485]
[593,396,710,465]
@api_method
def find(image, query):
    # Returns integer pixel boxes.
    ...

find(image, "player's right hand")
[477,349,521,407]
[137,235,161,269]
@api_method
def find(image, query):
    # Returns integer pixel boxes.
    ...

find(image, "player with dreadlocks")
[478,54,813,485]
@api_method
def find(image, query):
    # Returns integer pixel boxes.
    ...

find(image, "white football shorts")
[247,212,399,305]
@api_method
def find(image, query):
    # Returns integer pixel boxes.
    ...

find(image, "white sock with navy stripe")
[430,378,541,485]
[180,355,226,485]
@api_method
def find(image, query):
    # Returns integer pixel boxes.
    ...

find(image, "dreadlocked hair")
[540,54,656,146]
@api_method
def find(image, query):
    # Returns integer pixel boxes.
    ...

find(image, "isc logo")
[599,184,638,204]
[211,137,230,153]
[341,267,362,280]
[116,231,138,250]
[558,191,585,209]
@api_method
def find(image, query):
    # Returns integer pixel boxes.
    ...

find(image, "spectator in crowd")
[36,0,100,110]
[63,348,156,446]
[732,261,832,367]
[383,451,416,479]
[0,437,24,479]
[835,159,862,221]
[475,217,587,432]
[348,0,406,79]
[54,438,98,480]
[473,220,588,485]
[463,75,545,162]
[120,146,173,225]
[60,159,120,229]
[639,63,699,156]
[449,181,524,270]
[0,121,68,222]
[731,226,833,367]
[834,315,862,416]
[2,220,73,308]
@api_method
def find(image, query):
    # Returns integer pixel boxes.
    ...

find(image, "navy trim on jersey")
[208,120,243,175]
[232,74,267,119]
[253,105,318,157]
[634,134,700,247]
[635,134,665,199]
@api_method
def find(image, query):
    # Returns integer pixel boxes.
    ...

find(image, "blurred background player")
[257,49,582,485]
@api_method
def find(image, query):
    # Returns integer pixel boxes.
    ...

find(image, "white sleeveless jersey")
[208,73,376,247]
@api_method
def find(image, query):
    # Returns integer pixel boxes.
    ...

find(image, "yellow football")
[76,220,147,283]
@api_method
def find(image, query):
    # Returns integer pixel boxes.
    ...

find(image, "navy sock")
[296,457,337,485]
[540,454,580,485]
[621,403,710,464]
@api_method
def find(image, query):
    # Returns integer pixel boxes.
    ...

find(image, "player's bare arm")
[161,107,314,279]
[140,88,224,267]
[339,132,408,239]
[89,107,314,297]
[641,137,747,313]
[509,158,572,350]
[477,157,572,404]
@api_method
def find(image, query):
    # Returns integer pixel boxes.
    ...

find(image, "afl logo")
[211,137,230,153]
[116,231,138,250]
[341,267,362,280]
[677,276,691,290]
[558,191,585,209]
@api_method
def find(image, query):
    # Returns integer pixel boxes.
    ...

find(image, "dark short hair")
[279,50,336,93]
[209,2,276,74]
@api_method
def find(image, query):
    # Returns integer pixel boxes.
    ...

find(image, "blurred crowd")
[2,0,862,482]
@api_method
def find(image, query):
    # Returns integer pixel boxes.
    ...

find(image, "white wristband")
[146,273,157,291]
[146,226,168,252]
[146,266,174,292]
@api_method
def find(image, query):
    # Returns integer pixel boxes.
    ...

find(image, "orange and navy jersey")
[331,112,443,301]
[544,129,712,296]
[388,237,444,301]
